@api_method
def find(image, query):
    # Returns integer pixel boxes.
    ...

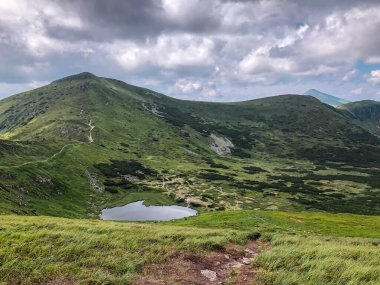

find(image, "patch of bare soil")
[288,217,305,223]
[134,241,268,285]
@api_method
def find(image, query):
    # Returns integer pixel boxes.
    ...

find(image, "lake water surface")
[100,200,197,221]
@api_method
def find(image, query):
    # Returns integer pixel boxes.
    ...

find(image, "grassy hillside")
[171,210,380,238]
[0,211,378,284]
[338,100,380,136]
[0,72,379,217]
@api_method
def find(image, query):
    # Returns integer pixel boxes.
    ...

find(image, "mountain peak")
[52,72,97,83]
[304,89,350,107]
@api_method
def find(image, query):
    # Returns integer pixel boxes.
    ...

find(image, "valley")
[0,73,379,284]
[0,73,380,218]
[2,1,380,284]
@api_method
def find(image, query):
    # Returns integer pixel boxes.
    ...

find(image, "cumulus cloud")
[368,70,380,84]
[1,0,380,101]
[173,79,218,101]
[174,79,202,94]
[107,34,215,70]
[237,5,380,81]
[239,46,296,75]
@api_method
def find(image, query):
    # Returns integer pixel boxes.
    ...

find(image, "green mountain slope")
[304,89,350,107]
[0,73,379,216]
[338,100,380,136]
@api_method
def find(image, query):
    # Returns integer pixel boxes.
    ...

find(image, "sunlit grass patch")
[256,234,380,285]
[0,215,249,284]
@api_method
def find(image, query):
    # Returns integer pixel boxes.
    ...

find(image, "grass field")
[173,210,380,285]
[0,215,248,284]
[256,235,380,285]
[0,210,379,284]
[171,210,380,238]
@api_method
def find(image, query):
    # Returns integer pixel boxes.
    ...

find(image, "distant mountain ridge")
[0,72,379,217]
[304,89,350,107]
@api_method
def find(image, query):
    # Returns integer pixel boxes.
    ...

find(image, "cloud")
[174,79,202,94]
[173,78,219,101]
[237,5,380,81]
[1,0,380,101]
[365,56,380,64]
[368,70,380,84]
[342,70,357,81]
[107,34,215,71]
[239,46,296,75]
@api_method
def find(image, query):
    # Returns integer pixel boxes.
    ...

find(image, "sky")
[1,0,380,102]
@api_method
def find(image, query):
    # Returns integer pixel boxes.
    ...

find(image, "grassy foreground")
[173,210,380,284]
[0,215,249,284]
[0,211,379,284]
[256,235,380,285]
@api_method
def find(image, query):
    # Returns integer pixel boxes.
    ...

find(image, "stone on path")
[201,269,218,281]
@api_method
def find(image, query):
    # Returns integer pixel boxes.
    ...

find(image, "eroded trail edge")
[134,240,268,285]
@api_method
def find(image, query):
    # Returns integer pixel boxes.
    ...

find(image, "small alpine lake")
[100,200,198,221]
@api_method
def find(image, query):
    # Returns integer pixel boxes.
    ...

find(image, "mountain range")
[0,72,379,217]
[304,88,351,107]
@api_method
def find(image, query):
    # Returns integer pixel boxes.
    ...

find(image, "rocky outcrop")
[209,134,234,155]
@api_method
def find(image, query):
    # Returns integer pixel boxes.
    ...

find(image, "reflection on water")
[100,200,197,221]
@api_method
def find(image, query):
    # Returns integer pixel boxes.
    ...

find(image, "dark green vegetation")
[0,211,378,284]
[338,100,380,136]
[0,72,379,216]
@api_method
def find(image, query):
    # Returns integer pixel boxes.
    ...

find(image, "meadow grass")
[171,210,380,285]
[171,209,380,238]
[255,235,380,285]
[0,210,379,284]
[0,215,249,284]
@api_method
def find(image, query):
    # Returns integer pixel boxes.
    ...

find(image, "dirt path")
[8,142,83,168]
[134,240,268,285]
[87,120,94,143]
[7,119,93,168]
